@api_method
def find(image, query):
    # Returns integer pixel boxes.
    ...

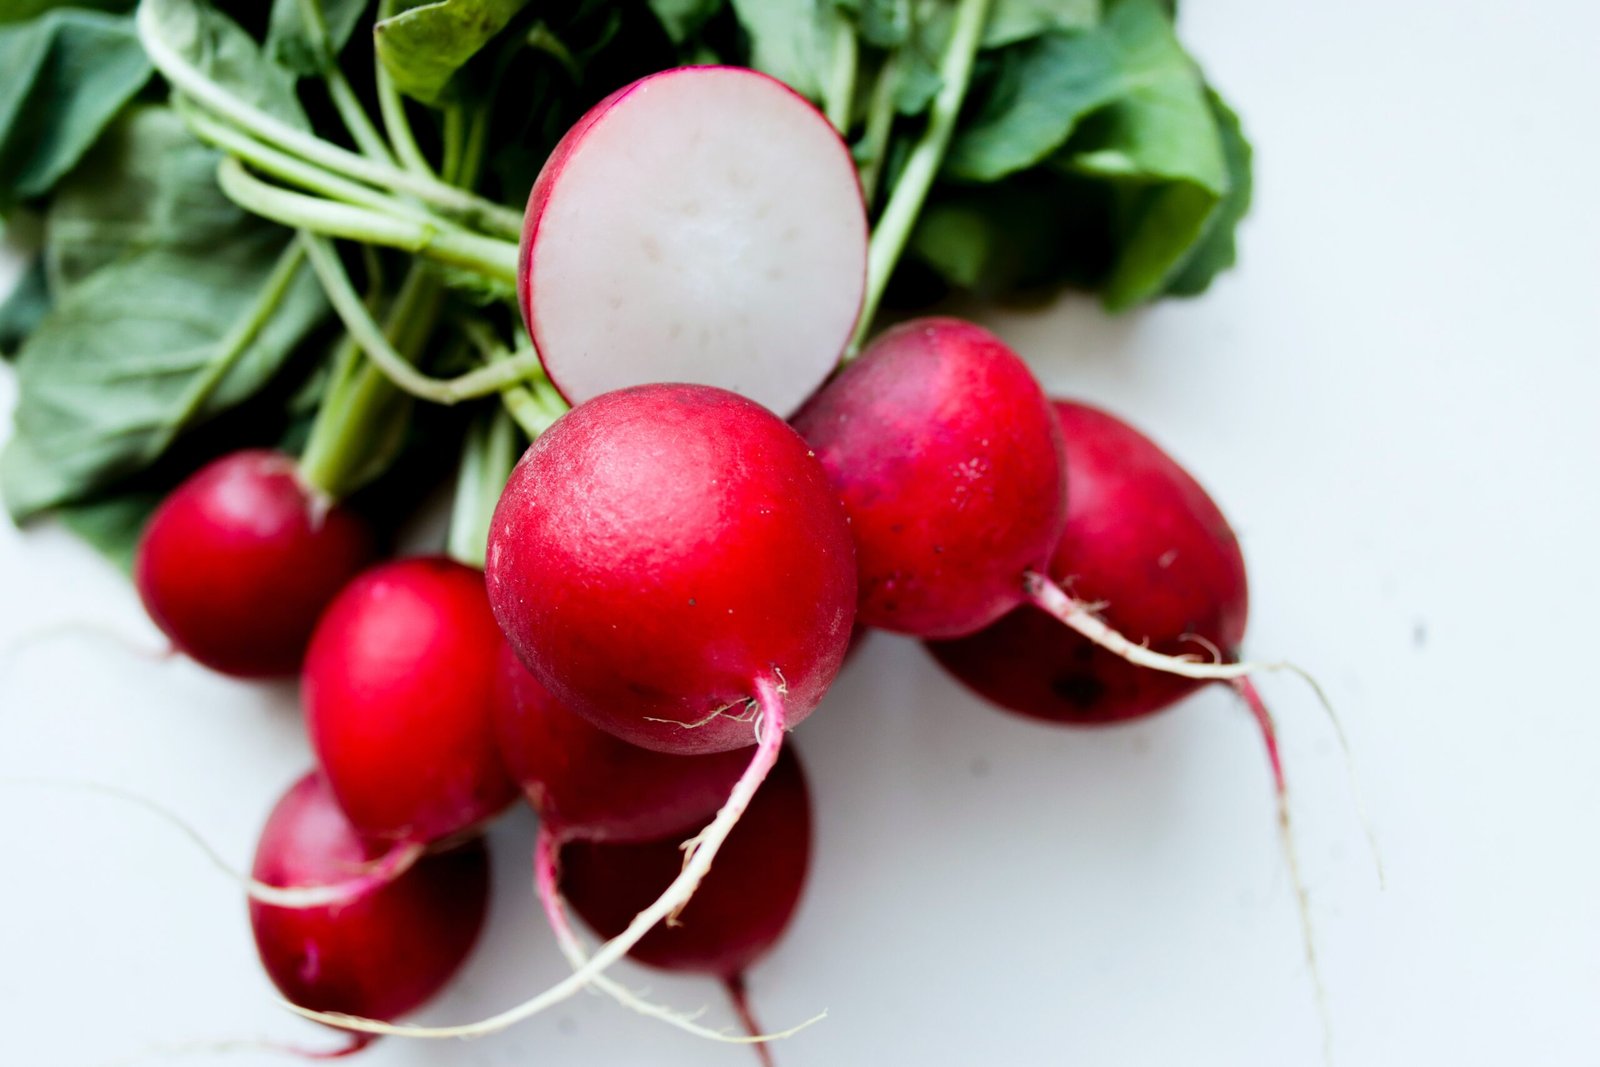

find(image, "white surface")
[3,1,1599,1064]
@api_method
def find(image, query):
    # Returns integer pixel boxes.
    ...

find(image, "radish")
[133,450,374,678]
[288,383,854,1039]
[492,643,747,844]
[304,557,518,849]
[518,67,867,417]
[497,647,816,1048]
[547,746,814,1066]
[791,317,1280,687]
[925,397,1338,1051]
[250,772,489,1050]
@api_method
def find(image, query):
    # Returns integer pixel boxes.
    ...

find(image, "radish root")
[282,677,791,1038]
[725,975,776,1067]
[2,777,423,908]
[1232,679,1334,1067]
[533,828,823,1048]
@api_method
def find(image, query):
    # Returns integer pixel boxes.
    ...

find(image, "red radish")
[486,384,856,756]
[304,557,517,848]
[250,772,489,1044]
[546,746,814,1065]
[492,643,747,844]
[926,399,1250,724]
[134,450,373,677]
[792,318,1273,683]
[925,397,1333,1049]
[518,67,867,417]
[287,384,853,1039]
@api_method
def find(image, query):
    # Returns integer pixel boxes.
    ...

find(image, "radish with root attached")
[304,557,518,853]
[792,317,1285,690]
[250,772,489,1054]
[548,746,815,1065]
[925,397,1336,1053]
[518,67,867,416]
[285,383,855,1040]
[134,450,373,678]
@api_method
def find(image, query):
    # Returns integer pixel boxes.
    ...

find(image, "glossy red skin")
[250,772,489,1020]
[486,384,857,755]
[927,400,1250,723]
[492,643,748,842]
[791,318,1068,639]
[561,746,811,977]
[133,450,373,678]
[305,558,518,844]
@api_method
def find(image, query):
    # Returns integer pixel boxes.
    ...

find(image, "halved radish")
[518,66,867,417]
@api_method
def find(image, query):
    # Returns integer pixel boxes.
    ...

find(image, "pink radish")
[304,557,518,849]
[250,772,489,1049]
[518,67,867,416]
[134,450,373,677]
[287,383,854,1040]
[791,317,1279,688]
[548,746,813,1066]
[492,643,747,844]
[925,397,1337,1051]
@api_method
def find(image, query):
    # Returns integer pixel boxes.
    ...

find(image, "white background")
[3,0,1598,1064]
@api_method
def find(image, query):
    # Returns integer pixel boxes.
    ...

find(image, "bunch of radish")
[100,64,1339,1062]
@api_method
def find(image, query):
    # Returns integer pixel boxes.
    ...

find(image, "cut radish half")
[518,66,867,417]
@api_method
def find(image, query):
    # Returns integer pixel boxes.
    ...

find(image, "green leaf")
[983,0,1098,48]
[265,0,369,74]
[0,255,50,357]
[375,0,533,105]
[2,234,327,520]
[140,0,309,128]
[0,10,152,211]
[729,0,833,100]
[646,0,723,44]
[43,105,245,298]
[943,27,1122,181]
[893,0,950,115]
[0,1,135,26]
[55,490,161,573]
[1163,86,1251,297]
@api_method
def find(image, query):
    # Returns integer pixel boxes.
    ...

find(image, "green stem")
[856,51,902,208]
[180,101,435,224]
[168,241,308,431]
[326,68,397,166]
[457,319,568,436]
[447,407,518,568]
[375,0,437,178]
[299,263,442,497]
[136,0,520,238]
[824,15,859,134]
[300,233,542,404]
[441,106,466,186]
[849,0,993,355]
[218,158,518,285]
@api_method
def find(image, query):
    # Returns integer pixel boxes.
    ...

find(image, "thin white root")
[1,777,423,908]
[1289,667,1387,890]
[1024,572,1283,681]
[0,620,172,688]
[282,677,791,1039]
[533,829,825,1045]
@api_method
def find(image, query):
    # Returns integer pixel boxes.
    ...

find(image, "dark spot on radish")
[1051,673,1108,710]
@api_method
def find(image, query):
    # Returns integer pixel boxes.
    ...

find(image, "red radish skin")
[926,398,1331,1055]
[134,450,373,677]
[791,318,1067,638]
[250,773,489,1031]
[305,558,517,846]
[285,385,853,1039]
[557,746,810,978]
[519,67,867,417]
[926,399,1249,723]
[545,747,814,1064]
[492,643,747,843]
[486,384,856,756]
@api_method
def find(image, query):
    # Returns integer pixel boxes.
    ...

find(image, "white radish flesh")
[519,66,867,417]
